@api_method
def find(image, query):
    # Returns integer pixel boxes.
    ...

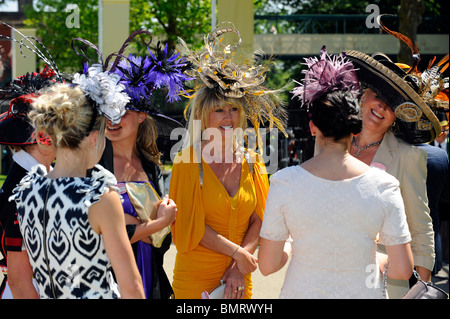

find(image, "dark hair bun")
[309,90,362,141]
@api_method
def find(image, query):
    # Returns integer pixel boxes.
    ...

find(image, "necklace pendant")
[351,136,382,158]
[353,150,362,157]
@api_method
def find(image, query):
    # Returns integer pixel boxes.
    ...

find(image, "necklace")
[352,136,383,157]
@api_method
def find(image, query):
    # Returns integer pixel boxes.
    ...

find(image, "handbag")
[201,283,227,299]
[124,181,171,248]
[402,270,449,299]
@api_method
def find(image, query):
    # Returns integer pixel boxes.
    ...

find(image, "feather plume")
[179,27,288,135]
[377,15,420,73]
[292,46,360,108]
[400,54,449,112]
[1,22,63,81]
[112,41,193,114]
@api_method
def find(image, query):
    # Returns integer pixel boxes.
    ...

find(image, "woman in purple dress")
[98,42,191,299]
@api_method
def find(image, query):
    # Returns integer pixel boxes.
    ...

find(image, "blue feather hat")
[112,41,193,136]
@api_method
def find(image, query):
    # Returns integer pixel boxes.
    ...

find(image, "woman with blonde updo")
[9,82,146,299]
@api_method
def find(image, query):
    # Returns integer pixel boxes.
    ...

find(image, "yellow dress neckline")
[202,158,245,200]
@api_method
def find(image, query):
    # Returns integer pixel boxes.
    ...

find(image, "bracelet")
[231,245,240,258]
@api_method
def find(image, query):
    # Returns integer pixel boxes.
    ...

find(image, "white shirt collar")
[12,150,41,172]
[434,139,447,149]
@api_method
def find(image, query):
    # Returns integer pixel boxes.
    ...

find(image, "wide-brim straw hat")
[345,50,441,144]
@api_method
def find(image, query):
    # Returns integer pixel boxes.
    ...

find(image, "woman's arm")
[199,224,258,274]
[239,210,262,256]
[379,243,414,281]
[398,145,434,281]
[7,250,40,299]
[89,188,145,299]
[199,212,261,299]
[258,238,292,276]
[125,195,177,244]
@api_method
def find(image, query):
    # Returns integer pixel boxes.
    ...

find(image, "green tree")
[130,0,211,53]
[23,0,212,72]
[23,0,99,72]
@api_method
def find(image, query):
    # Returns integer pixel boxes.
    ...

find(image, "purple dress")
[117,181,153,299]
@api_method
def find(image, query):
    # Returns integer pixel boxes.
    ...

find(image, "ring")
[238,286,244,291]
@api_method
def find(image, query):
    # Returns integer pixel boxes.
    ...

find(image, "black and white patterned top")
[10,164,120,299]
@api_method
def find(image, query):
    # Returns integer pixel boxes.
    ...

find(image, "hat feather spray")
[179,27,288,137]
[292,46,360,108]
[109,34,193,136]
[377,15,448,126]
[0,22,63,145]
[70,31,143,126]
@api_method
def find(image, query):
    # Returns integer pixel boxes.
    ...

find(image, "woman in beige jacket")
[345,47,445,297]
[351,89,434,298]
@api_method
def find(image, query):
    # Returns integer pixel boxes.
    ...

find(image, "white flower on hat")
[73,63,129,125]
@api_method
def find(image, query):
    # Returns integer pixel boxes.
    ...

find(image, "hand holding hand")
[156,195,177,226]
[232,246,258,276]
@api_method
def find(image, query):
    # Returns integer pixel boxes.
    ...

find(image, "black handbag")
[402,270,449,299]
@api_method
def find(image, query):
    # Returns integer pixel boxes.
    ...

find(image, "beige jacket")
[373,130,435,271]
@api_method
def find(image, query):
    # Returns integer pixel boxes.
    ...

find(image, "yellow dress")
[169,147,269,299]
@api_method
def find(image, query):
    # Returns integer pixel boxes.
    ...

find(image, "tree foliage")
[23,0,99,72]
[130,0,211,53]
[23,0,212,72]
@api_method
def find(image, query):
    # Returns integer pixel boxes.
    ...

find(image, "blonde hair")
[137,114,162,166]
[29,83,105,149]
[186,86,247,146]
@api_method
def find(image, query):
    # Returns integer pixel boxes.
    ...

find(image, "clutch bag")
[124,181,171,248]
[201,283,227,299]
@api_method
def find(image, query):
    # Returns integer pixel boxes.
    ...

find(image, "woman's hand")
[221,261,245,299]
[156,194,177,227]
[232,246,258,276]
[125,195,177,244]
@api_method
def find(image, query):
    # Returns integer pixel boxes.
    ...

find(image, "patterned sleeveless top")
[10,164,120,299]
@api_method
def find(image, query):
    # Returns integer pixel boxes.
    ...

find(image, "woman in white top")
[258,48,413,298]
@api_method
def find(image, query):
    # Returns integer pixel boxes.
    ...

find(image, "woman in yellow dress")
[169,28,287,299]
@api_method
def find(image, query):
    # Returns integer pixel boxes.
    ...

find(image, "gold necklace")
[351,136,383,157]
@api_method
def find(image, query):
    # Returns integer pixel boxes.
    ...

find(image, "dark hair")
[309,90,362,141]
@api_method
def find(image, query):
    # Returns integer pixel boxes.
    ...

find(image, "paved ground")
[162,244,288,299]
[2,244,447,298]
[163,244,449,299]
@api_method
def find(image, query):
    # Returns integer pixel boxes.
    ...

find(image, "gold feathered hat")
[178,27,288,136]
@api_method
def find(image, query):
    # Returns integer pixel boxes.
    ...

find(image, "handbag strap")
[385,266,449,299]
[42,179,57,298]
[382,261,389,298]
